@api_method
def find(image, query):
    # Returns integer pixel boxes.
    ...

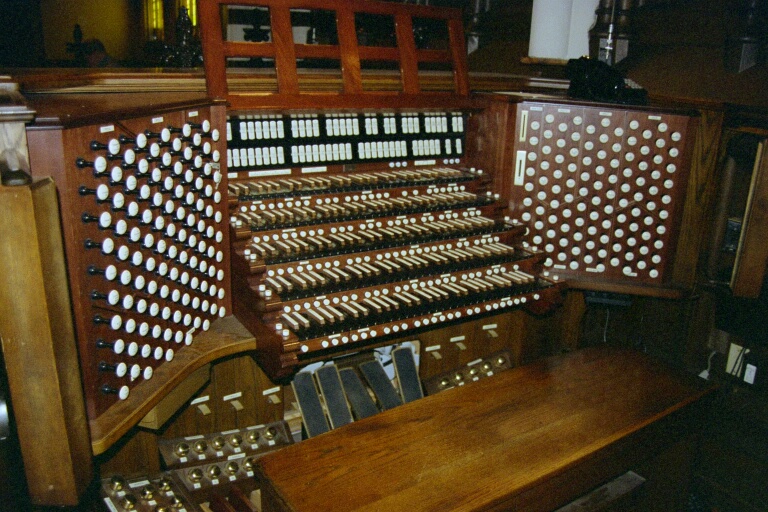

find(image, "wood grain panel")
[671,108,725,288]
[731,139,768,297]
[0,178,92,505]
[255,347,714,512]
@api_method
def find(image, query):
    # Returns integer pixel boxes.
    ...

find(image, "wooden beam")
[0,178,92,506]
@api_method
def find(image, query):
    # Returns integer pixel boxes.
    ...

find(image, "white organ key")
[247,148,256,167]
[282,313,301,331]
[306,308,325,325]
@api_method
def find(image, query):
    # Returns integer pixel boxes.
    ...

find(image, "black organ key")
[359,360,402,411]
[291,371,330,438]
[392,347,424,403]
[338,368,379,420]
[315,365,354,429]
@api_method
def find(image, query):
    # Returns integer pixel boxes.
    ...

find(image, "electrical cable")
[698,350,717,380]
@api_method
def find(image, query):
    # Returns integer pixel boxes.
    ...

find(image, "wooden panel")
[394,13,419,95]
[270,3,300,95]
[418,324,468,380]
[671,108,725,288]
[199,0,228,99]
[731,140,768,297]
[487,94,700,297]
[26,101,244,455]
[88,318,256,455]
[448,17,469,96]
[97,353,286,479]
[335,5,363,95]
[255,347,714,512]
[0,178,92,505]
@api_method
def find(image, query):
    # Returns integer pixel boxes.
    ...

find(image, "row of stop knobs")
[436,353,510,391]
[185,457,256,484]
[173,425,279,460]
[105,474,190,511]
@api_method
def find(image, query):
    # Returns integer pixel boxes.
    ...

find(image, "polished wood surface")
[731,139,768,297]
[24,92,217,128]
[95,309,562,481]
[255,347,714,512]
[9,68,568,100]
[0,178,92,505]
[199,0,470,109]
[89,316,256,455]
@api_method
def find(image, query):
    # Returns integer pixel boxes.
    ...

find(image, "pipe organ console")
[225,109,564,380]
[0,0,708,509]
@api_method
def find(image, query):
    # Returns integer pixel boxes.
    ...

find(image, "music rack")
[199,0,471,109]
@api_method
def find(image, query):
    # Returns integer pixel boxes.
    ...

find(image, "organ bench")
[255,347,715,512]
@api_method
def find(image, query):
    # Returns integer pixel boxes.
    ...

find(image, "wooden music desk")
[255,348,715,512]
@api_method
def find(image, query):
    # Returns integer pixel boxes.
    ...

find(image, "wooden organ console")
[0,0,710,510]
[196,0,566,383]
[225,109,563,380]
